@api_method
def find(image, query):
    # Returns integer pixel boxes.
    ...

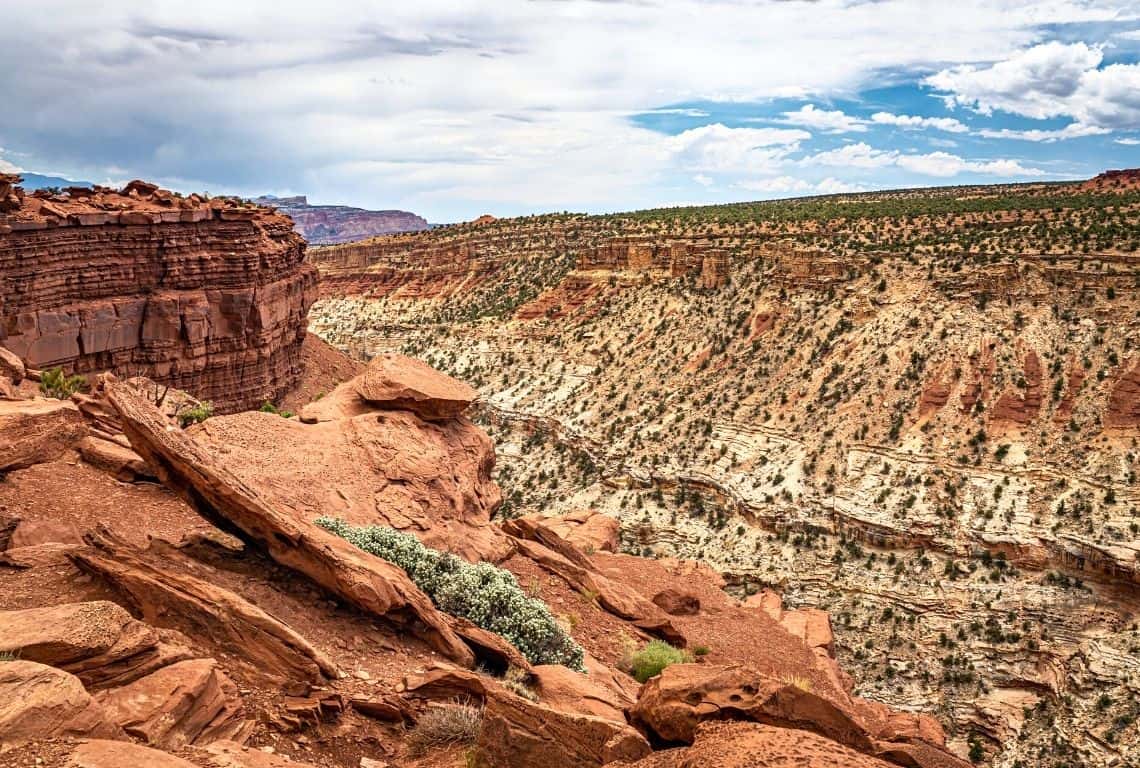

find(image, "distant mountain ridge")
[16,172,94,191]
[255,195,428,244]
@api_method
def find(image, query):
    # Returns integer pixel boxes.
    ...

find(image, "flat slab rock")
[354,353,476,420]
[0,661,122,746]
[0,600,190,690]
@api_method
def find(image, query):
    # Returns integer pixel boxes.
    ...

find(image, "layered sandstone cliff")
[0,176,318,412]
[255,195,428,245]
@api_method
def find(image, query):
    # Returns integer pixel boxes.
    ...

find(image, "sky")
[3,1,1140,222]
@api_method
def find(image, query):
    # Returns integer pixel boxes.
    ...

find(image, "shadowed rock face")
[0,179,318,413]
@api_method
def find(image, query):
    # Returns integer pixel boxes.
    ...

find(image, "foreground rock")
[354,353,477,420]
[107,381,477,667]
[0,398,87,472]
[616,721,896,767]
[95,658,251,748]
[71,527,336,683]
[631,664,968,768]
[67,739,200,768]
[0,661,122,747]
[404,665,650,768]
[0,601,191,689]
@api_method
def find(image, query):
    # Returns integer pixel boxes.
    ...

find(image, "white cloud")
[693,173,714,187]
[1115,137,1140,145]
[804,142,1043,177]
[737,175,866,195]
[805,142,897,169]
[927,41,1140,132]
[927,41,1103,119]
[780,105,867,133]
[667,123,809,173]
[977,123,1108,141]
[896,152,1043,177]
[870,112,969,133]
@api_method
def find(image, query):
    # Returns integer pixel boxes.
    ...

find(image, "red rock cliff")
[0,177,318,413]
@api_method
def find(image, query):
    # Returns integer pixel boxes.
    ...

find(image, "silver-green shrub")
[315,516,585,672]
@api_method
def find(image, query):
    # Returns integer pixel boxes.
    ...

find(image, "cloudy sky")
[3,1,1140,221]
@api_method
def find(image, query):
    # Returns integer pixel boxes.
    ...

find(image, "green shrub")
[315,517,585,671]
[39,367,86,400]
[259,401,294,419]
[628,640,690,683]
[179,401,214,428]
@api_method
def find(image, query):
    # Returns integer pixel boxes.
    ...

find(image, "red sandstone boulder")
[631,663,874,750]
[0,601,191,690]
[0,398,88,472]
[108,383,478,667]
[630,664,968,768]
[0,661,122,746]
[354,353,476,420]
[0,346,25,383]
[651,588,701,616]
[192,394,508,563]
[530,663,631,722]
[476,688,651,768]
[95,658,251,749]
[404,665,650,768]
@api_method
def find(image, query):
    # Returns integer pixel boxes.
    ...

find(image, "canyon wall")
[308,179,1140,765]
[0,177,318,412]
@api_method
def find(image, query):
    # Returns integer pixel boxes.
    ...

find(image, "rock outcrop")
[255,195,427,244]
[0,178,317,413]
[0,601,192,689]
[94,658,250,748]
[0,661,122,747]
[353,353,477,420]
[106,380,478,666]
[71,527,336,683]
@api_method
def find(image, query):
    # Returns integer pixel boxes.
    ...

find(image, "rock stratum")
[255,195,428,245]
[0,176,318,412]
[309,175,1140,766]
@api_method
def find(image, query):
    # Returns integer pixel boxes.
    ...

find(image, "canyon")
[309,174,1140,767]
[0,174,974,768]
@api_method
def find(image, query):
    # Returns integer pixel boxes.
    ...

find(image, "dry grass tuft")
[407,698,484,756]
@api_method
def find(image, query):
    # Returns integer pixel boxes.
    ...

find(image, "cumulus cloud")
[977,123,1109,142]
[805,143,897,169]
[927,41,1140,132]
[870,112,969,133]
[667,123,809,173]
[736,175,866,195]
[779,105,867,133]
[803,142,1043,177]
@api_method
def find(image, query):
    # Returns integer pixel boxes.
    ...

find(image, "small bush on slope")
[39,367,86,400]
[315,517,586,671]
[627,640,690,683]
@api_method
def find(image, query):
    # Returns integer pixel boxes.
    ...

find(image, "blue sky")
[2,1,1140,221]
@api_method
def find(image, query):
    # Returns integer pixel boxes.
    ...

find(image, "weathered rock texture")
[0,178,318,413]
